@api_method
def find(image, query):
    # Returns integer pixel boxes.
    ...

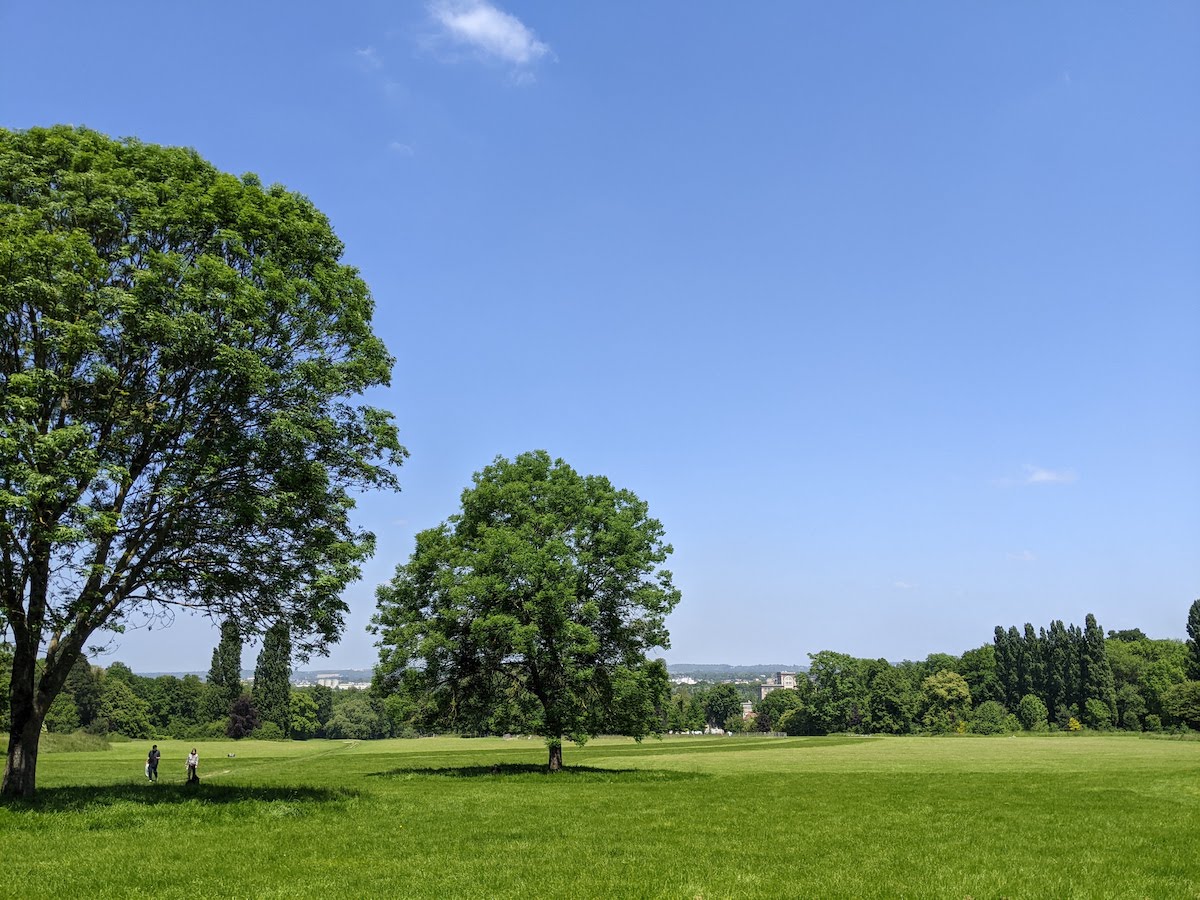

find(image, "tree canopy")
[371,450,680,770]
[0,125,404,796]
[1186,599,1200,680]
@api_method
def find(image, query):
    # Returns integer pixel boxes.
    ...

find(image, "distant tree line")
[0,618,407,742]
[6,600,1197,743]
[721,604,1200,737]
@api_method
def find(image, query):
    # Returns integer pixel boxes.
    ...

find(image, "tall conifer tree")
[206,619,243,720]
[1186,599,1200,680]
[1043,622,1068,715]
[253,621,292,734]
[993,626,1016,708]
[1081,613,1117,723]
[1024,623,1046,700]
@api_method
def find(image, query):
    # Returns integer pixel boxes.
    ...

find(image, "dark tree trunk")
[3,715,43,798]
[547,739,563,772]
[3,644,43,798]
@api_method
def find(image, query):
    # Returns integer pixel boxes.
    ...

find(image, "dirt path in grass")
[198,742,358,781]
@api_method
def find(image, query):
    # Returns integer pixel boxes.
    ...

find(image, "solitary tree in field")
[372,451,680,771]
[0,126,405,796]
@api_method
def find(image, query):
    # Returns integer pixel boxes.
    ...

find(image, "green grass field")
[2,733,1198,898]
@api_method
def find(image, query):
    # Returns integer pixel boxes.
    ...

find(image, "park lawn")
[1,733,1198,899]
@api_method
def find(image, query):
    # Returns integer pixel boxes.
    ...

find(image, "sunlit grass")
[2,733,1198,898]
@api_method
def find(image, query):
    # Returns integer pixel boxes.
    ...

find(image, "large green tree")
[0,126,404,796]
[808,651,870,733]
[252,619,292,734]
[1080,613,1117,722]
[289,690,320,739]
[864,658,916,734]
[205,618,242,721]
[919,669,972,733]
[372,450,680,771]
[1163,680,1200,729]
[97,676,152,738]
[703,683,743,729]
[1186,599,1200,680]
[754,687,806,733]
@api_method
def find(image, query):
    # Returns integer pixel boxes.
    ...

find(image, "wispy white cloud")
[995,465,1079,487]
[355,46,383,70]
[1022,465,1077,485]
[1007,550,1037,562]
[388,141,415,156]
[429,1,550,67]
[893,580,916,590]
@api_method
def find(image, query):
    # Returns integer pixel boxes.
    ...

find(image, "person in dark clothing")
[147,744,161,782]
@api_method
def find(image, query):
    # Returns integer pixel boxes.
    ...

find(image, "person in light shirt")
[186,748,199,784]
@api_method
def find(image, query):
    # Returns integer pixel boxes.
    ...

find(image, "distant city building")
[316,674,341,688]
[671,676,698,685]
[741,701,754,719]
[759,671,797,700]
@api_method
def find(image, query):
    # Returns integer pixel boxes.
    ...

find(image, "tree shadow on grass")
[582,735,880,758]
[370,763,707,782]
[1,782,358,814]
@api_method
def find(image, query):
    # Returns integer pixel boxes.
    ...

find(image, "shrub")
[968,701,1009,735]
[1067,717,1083,731]
[44,693,81,734]
[1017,694,1049,732]
[1144,714,1163,732]
[325,695,387,739]
[777,706,813,736]
[252,722,285,741]
[1055,705,1075,730]
[227,695,261,739]
[723,714,747,734]
[1084,698,1113,730]
[1163,681,1200,730]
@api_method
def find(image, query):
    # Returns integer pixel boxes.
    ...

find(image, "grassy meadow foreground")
[2,734,1199,899]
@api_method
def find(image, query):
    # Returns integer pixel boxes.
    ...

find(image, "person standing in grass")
[147,745,161,782]
[186,748,199,784]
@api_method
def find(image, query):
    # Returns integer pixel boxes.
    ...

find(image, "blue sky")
[2,2,1197,671]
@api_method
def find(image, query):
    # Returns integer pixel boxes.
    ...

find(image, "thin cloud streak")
[1023,465,1077,485]
[429,0,550,66]
[995,465,1079,487]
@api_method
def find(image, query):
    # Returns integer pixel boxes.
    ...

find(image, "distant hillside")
[136,668,375,684]
[666,663,807,681]
[138,664,804,684]
[292,668,374,684]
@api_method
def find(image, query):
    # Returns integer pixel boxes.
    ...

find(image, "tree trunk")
[547,738,562,772]
[3,714,43,798]
[2,634,45,798]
